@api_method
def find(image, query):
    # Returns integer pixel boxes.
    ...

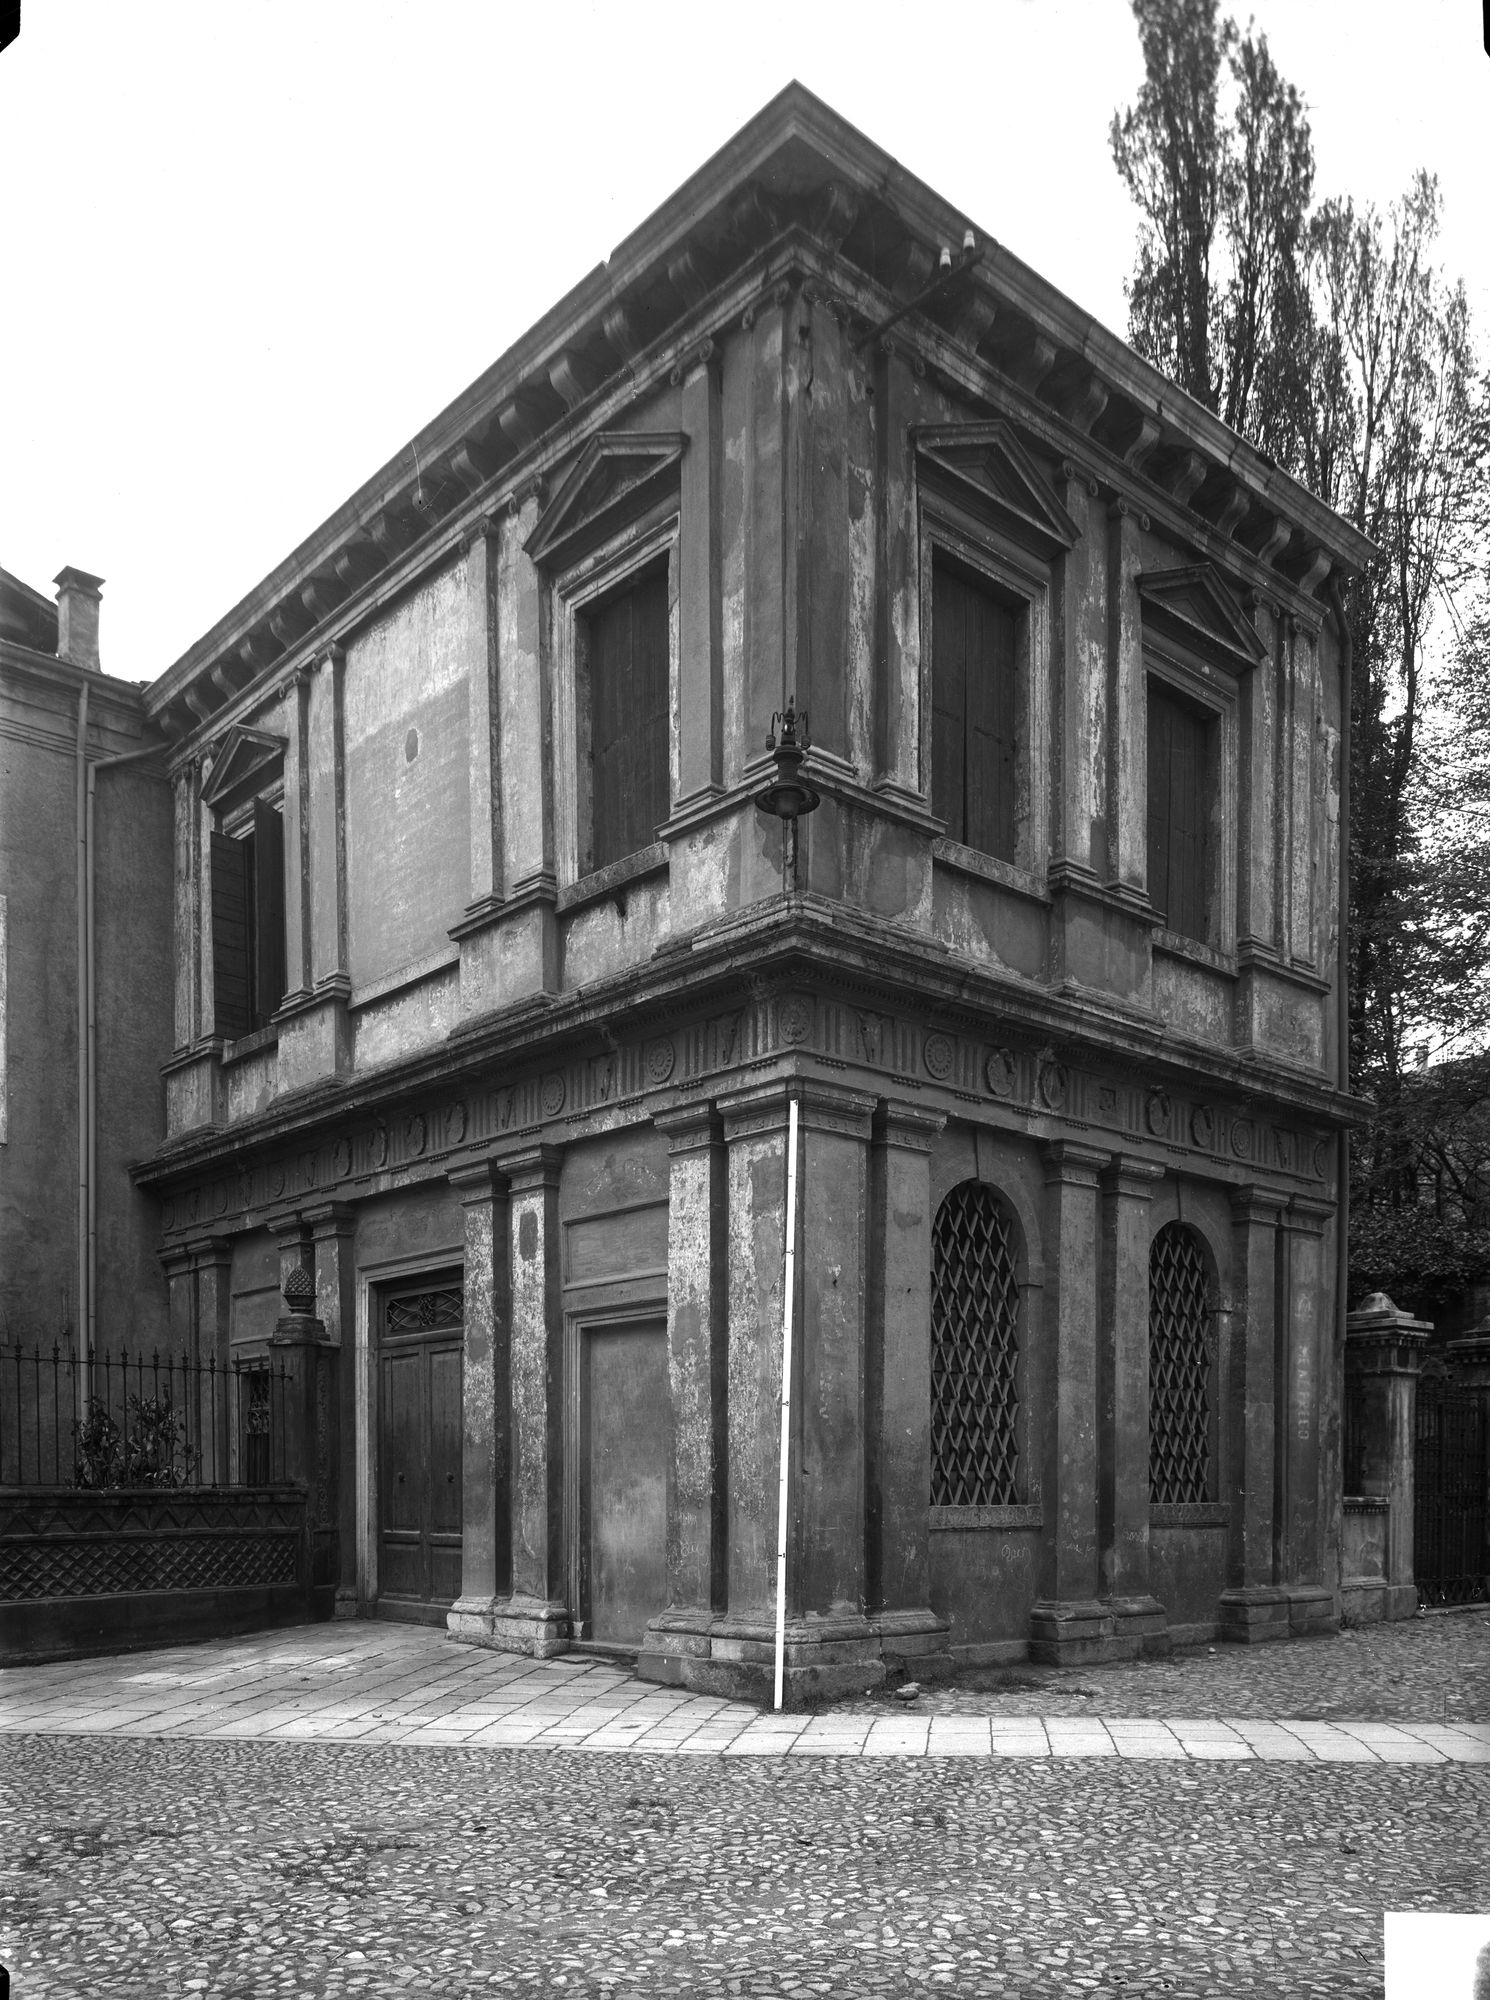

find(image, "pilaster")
[445,1159,512,1644]
[1218,1185,1289,1642]
[677,350,723,805]
[873,342,920,799]
[867,1101,950,1671]
[1278,1194,1336,1634]
[463,522,506,916]
[306,1200,357,1615]
[1097,1156,1167,1656]
[1104,501,1146,895]
[1030,1140,1111,1664]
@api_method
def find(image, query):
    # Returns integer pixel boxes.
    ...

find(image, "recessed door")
[581,1320,668,1648]
[378,1282,463,1622]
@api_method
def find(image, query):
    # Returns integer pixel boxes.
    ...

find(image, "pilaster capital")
[717,1080,794,1144]
[159,1244,195,1280]
[266,1211,309,1242]
[654,1101,721,1154]
[447,1155,507,1203]
[1230,1183,1289,1227]
[1285,1194,1334,1238]
[184,1234,234,1272]
[496,1143,563,1194]
[878,1100,947,1154]
[1100,1154,1165,1200]
[303,1200,356,1239]
[1041,1139,1109,1188]
[796,1079,877,1141]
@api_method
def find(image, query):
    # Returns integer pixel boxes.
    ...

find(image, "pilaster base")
[1340,1578,1419,1625]
[1028,1599,1115,1666]
[446,1592,571,1658]
[333,1586,359,1621]
[1216,1585,1292,1644]
[1286,1584,1338,1636]
[1101,1594,1171,1659]
[637,1607,952,1707]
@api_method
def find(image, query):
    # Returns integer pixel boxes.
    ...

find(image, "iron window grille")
[930,1182,1020,1506]
[1148,1222,1213,1504]
[386,1287,464,1335]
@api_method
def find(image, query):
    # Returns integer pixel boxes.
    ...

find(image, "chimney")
[54,567,105,672]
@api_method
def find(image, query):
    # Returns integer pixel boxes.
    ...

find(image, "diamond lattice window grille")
[931,1183,1020,1506]
[1148,1222,1212,1504]
[386,1287,464,1334]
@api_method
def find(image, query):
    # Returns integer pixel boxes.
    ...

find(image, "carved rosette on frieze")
[985,1048,1016,1100]
[644,1037,676,1086]
[923,1032,955,1081]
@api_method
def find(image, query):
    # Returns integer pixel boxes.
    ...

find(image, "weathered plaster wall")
[344,559,472,991]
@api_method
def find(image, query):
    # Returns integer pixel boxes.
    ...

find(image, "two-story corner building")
[133,84,1370,1696]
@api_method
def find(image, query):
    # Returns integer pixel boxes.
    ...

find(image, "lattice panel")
[386,1287,463,1334]
[1149,1223,1212,1504]
[931,1183,1020,1506]
[0,1529,301,1601]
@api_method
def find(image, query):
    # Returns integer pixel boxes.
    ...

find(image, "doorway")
[377,1278,463,1623]
[577,1317,668,1647]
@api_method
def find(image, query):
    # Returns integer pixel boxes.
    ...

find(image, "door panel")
[378,1289,463,1619]
[584,1321,668,1647]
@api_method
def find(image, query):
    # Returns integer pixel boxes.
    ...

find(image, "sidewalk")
[3,1616,1488,1763]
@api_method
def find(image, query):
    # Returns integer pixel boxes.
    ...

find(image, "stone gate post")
[1342,1292,1430,1623]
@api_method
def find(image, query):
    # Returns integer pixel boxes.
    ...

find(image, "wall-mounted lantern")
[754,696,820,891]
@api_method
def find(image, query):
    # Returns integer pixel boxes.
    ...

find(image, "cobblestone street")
[1,1613,1487,1998]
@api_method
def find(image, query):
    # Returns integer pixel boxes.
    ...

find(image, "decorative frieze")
[156,982,1331,1239]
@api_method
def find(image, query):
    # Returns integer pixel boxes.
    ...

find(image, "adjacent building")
[114,85,1369,1693]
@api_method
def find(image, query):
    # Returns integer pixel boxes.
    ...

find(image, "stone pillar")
[1030,1141,1110,1664]
[188,1237,233,1486]
[1341,1293,1431,1621]
[490,1144,566,1655]
[446,1159,511,1645]
[637,1104,727,1685]
[867,1102,951,1674]
[1097,1156,1167,1655]
[1279,1195,1336,1633]
[718,1082,792,1629]
[677,349,723,806]
[873,344,920,800]
[171,768,197,1049]
[463,521,506,924]
[1104,501,1146,897]
[268,1276,338,1621]
[306,1201,357,1617]
[280,667,313,1004]
[1218,1186,1291,1642]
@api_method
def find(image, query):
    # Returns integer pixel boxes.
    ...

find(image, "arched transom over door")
[1148,1222,1213,1505]
[930,1182,1021,1507]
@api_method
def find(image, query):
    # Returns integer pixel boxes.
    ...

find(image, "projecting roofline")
[147,81,1373,742]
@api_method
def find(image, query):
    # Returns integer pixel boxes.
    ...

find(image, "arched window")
[930,1182,1020,1506]
[1148,1222,1212,1504]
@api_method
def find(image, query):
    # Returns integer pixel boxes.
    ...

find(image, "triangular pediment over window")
[526,432,687,569]
[201,723,288,815]
[915,422,1079,556]
[1136,564,1267,672]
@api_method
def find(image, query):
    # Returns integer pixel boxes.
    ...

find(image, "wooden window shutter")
[252,799,286,1027]
[933,562,1018,862]
[589,566,670,871]
[1147,683,1209,942]
[210,831,252,1041]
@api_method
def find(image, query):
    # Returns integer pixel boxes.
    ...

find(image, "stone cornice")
[144,85,1372,754]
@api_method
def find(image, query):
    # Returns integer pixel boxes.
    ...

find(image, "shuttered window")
[932,561,1018,863]
[586,566,670,873]
[210,798,286,1040]
[1146,680,1211,943]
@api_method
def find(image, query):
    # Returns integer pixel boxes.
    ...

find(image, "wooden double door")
[378,1280,463,1622]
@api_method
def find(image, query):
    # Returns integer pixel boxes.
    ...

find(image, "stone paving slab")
[4,1619,1490,1770]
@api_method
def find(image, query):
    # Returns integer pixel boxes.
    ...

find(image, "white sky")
[2,0,1486,688]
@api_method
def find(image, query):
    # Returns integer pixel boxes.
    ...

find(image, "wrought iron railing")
[1415,1376,1488,1608]
[0,1342,289,1491]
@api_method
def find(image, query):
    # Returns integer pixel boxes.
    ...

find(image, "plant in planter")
[73,1395,199,1489]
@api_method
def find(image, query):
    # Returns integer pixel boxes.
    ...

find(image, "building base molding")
[445,1593,571,1657]
[1027,1599,1117,1666]
[1101,1594,1172,1659]
[635,1607,952,1706]
[1285,1584,1338,1636]
[1216,1585,1292,1644]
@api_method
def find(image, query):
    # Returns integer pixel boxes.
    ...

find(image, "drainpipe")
[773,1091,801,1711]
[1329,574,1354,1492]
[85,742,165,1370]
[75,681,90,1394]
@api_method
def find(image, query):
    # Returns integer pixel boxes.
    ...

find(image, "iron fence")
[0,1342,289,1491]
[1415,1376,1489,1608]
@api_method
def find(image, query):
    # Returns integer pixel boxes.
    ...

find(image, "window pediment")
[526,431,687,569]
[915,422,1079,557]
[1136,564,1267,673]
[201,723,287,815]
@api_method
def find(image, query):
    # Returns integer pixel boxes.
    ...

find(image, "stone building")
[0,567,172,1373]
[132,85,1369,1694]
